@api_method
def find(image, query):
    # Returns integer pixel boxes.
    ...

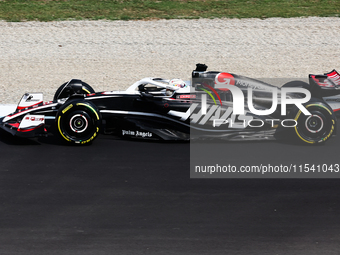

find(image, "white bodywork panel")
[17,93,43,110]
[18,114,45,130]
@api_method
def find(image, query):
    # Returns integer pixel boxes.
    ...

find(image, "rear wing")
[309,70,340,97]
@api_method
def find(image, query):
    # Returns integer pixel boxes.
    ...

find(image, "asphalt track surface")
[0,128,340,255]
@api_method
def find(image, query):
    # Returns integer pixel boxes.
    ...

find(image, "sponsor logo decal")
[215,72,235,88]
[25,116,44,122]
[62,104,73,114]
[25,95,40,102]
[122,130,153,138]
[177,95,196,99]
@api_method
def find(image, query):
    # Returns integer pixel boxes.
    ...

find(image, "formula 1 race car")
[0,64,339,145]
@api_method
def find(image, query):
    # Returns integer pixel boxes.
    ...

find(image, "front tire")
[56,100,101,145]
[54,80,95,101]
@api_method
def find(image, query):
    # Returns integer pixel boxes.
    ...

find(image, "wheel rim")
[61,110,95,140]
[305,115,323,134]
[69,114,89,133]
[297,110,328,140]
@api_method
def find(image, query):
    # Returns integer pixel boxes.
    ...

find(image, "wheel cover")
[305,115,323,134]
[69,114,89,133]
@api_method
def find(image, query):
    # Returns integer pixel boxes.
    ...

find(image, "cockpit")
[126,77,190,97]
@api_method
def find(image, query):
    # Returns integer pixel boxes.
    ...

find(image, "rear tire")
[56,100,101,145]
[289,99,336,144]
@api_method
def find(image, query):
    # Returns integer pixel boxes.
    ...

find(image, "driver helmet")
[169,78,187,89]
